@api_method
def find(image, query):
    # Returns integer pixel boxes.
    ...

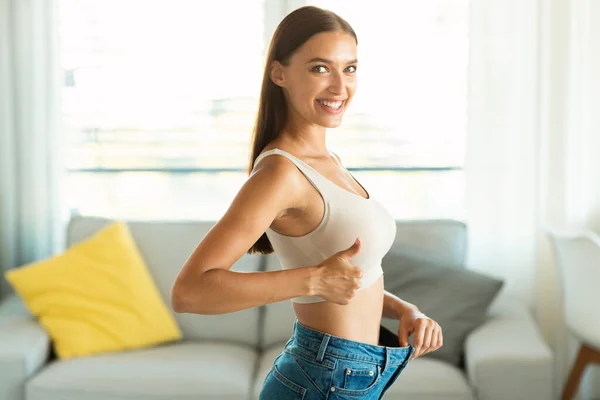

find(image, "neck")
[279,113,328,156]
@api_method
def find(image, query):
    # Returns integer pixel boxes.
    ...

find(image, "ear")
[270,60,285,88]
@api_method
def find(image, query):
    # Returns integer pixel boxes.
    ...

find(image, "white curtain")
[0,0,65,298]
[466,0,600,397]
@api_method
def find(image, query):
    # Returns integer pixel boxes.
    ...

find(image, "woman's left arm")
[382,290,419,318]
[382,290,444,360]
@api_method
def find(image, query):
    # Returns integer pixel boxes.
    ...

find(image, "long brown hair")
[247,6,357,254]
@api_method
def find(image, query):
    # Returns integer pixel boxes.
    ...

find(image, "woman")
[171,5,442,399]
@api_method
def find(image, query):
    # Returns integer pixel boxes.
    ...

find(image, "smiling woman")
[243,8,438,397]
[170,5,442,400]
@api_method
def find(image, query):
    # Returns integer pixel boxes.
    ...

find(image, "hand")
[397,309,443,360]
[311,238,364,305]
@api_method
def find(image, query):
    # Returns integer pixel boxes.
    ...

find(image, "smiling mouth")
[317,99,345,110]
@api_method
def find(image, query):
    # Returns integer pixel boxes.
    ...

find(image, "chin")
[318,118,344,129]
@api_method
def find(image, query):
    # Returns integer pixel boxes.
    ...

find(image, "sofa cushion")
[67,216,263,348]
[26,341,257,400]
[390,220,467,268]
[5,221,182,359]
[380,250,504,367]
[253,342,474,400]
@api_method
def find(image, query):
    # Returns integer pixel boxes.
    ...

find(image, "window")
[59,0,467,220]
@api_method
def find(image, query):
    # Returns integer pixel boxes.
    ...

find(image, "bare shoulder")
[251,150,299,176]
[225,151,309,224]
[250,151,307,197]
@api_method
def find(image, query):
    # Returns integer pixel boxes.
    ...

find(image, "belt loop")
[316,333,331,362]
[382,347,390,374]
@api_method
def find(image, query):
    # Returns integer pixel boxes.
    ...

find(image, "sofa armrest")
[464,295,553,400]
[0,294,51,400]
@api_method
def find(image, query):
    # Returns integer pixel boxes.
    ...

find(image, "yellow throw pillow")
[5,221,182,359]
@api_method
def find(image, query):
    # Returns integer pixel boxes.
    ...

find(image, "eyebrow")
[305,57,358,65]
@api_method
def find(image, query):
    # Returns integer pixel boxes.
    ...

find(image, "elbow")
[170,269,219,315]
[170,282,190,314]
[171,280,211,315]
[170,292,185,314]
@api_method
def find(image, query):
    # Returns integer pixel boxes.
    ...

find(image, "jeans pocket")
[259,365,307,400]
[344,366,380,390]
[331,361,382,396]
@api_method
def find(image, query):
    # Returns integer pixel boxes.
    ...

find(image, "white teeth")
[318,100,343,109]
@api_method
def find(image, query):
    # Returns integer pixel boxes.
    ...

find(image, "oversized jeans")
[259,319,414,399]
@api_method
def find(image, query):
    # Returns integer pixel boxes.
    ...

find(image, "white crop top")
[252,148,397,303]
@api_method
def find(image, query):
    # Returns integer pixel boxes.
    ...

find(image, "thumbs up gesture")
[310,238,364,305]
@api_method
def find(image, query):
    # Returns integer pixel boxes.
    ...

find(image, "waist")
[290,318,414,367]
[293,274,384,345]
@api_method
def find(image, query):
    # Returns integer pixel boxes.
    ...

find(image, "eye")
[345,65,357,73]
[311,65,328,73]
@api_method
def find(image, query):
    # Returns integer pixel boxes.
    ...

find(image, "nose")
[328,70,347,96]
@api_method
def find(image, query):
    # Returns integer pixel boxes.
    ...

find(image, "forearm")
[172,267,316,315]
[382,290,419,319]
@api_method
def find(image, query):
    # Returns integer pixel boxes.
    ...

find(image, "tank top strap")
[252,149,281,169]
[251,148,332,199]
[252,149,314,177]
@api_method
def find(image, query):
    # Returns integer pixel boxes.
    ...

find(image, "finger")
[340,238,361,259]
[430,326,440,349]
[411,322,427,360]
[437,327,443,349]
[398,327,410,347]
[420,325,435,356]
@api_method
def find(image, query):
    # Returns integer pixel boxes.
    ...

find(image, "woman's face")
[271,31,358,129]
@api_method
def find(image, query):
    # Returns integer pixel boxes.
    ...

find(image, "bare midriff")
[292,274,385,345]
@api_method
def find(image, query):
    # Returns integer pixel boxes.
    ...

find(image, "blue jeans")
[259,319,415,399]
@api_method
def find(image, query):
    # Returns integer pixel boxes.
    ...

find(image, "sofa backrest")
[67,217,466,350]
[67,216,264,348]
[260,219,467,349]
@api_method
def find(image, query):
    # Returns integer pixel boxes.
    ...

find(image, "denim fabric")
[259,319,415,399]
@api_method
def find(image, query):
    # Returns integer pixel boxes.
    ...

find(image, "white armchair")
[547,229,600,400]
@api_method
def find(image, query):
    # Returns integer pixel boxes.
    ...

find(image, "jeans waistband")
[291,318,414,370]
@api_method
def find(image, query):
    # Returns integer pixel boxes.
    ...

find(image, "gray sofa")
[0,216,553,400]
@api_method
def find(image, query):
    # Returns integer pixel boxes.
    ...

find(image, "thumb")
[340,237,361,259]
[398,325,410,347]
